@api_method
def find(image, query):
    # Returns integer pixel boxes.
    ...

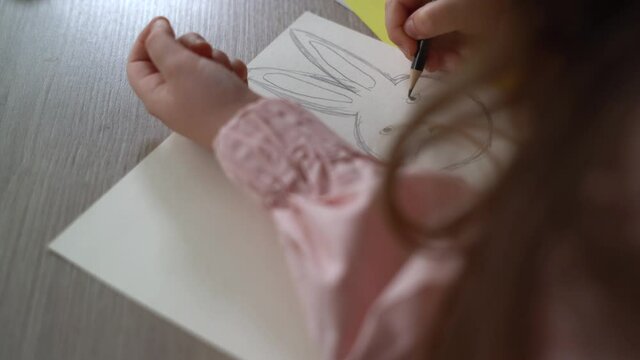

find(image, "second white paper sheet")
[49,12,503,360]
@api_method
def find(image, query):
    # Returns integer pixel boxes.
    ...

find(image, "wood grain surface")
[0,1,372,359]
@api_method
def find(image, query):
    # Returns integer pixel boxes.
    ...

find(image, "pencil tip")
[408,88,416,101]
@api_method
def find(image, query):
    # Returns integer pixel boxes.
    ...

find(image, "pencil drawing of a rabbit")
[249,29,493,170]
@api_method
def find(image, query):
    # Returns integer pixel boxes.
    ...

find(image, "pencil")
[408,39,429,99]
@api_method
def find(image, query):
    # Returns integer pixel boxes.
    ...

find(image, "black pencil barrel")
[411,39,429,71]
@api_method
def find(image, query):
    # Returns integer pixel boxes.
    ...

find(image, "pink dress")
[214,99,476,359]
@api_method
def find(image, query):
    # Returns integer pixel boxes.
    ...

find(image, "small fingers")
[177,32,214,59]
[230,59,248,83]
[176,32,246,81]
[426,34,465,72]
[129,17,162,63]
[386,0,426,58]
[145,18,196,77]
[128,17,168,102]
[442,52,461,72]
[210,49,232,71]
[404,0,464,39]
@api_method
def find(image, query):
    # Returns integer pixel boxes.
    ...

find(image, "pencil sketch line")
[290,29,397,87]
[249,68,357,117]
[354,114,377,156]
[309,41,375,91]
[442,92,494,171]
[262,73,353,103]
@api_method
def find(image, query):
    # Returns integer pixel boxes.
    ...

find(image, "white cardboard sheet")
[50,134,316,360]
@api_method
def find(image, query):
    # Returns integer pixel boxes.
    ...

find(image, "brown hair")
[383,1,640,359]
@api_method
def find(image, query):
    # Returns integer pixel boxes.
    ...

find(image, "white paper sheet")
[50,134,317,360]
[50,12,505,360]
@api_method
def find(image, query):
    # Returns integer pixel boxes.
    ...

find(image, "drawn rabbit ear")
[248,67,359,117]
[289,29,398,93]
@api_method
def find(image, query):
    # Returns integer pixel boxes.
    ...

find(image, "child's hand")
[386,0,508,72]
[127,17,260,148]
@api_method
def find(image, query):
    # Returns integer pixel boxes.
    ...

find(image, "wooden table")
[0,1,371,359]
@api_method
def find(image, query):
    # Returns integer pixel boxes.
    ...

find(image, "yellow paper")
[345,0,394,46]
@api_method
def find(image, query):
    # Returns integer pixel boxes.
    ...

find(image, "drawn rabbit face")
[249,29,492,170]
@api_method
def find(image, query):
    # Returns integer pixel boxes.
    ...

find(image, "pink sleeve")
[214,99,472,359]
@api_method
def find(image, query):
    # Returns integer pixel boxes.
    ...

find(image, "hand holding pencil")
[385,0,509,72]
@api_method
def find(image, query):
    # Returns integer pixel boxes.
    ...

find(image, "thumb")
[404,0,463,39]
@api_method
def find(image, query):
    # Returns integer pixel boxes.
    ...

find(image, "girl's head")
[386,1,640,358]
